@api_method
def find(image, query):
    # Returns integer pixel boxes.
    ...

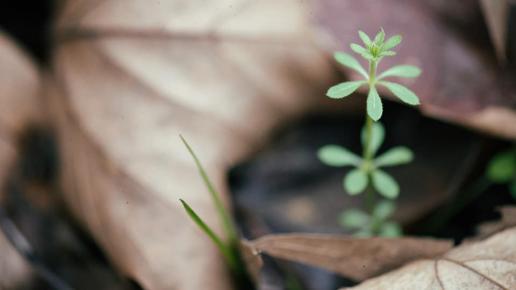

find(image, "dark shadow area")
[229,99,513,290]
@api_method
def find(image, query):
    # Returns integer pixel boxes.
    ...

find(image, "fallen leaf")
[0,228,33,290]
[49,1,335,289]
[247,233,452,281]
[343,227,516,289]
[0,30,41,189]
[476,207,516,239]
[479,0,509,62]
[315,0,516,140]
[0,30,41,289]
[240,240,263,284]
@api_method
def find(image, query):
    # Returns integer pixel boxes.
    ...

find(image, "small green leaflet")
[375,146,414,167]
[373,200,395,221]
[318,145,361,167]
[333,52,368,78]
[339,209,370,228]
[379,222,402,237]
[361,122,385,156]
[327,81,365,99]
[373,29,385,45]
[378,65,421,80]
[380,51,396,57]
[344,169,368,195]
[379,81,420,106]
[372,169,399,199]
[359,30,372,47]
[382,35,402,51]
[354,229,373,237]
[367,86,383,121]
[350,43,369,56]
[486,150,516,183]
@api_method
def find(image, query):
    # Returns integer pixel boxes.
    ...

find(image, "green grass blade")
[180,135,239,244]
[179,199,238,270]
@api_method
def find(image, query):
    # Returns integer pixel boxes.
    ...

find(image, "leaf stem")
[364,59,378,232]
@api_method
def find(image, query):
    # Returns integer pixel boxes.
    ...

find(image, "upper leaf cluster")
[327,29,422,121]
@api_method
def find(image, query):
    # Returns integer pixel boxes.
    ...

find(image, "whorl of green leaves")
[318,122,413,199]
[327,29,422,121]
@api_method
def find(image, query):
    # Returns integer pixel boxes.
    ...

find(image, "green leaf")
[180,135,238,243]
[379,51,396,57]
[350,43,369,55]
[373,28,385,45]
[361,52,375,61]
[378,65,421,80]
[510,181,516,200]
[326,81,365,99]
[318,145,361,167]
[367,86,383,121]
[359,31,372,47]
[339,209,370,229]
[354,229,373,238]
[486,150,516,183]
[382,35,402,51]
[361,122,385,156]
[179,199,236,267]
[334,52,368,78]
[379,222,402,237]
[373,200,396,221]
[375,146,414,167]
[372,169,400,199]
[344,169,368,195]
[379,81,420,106]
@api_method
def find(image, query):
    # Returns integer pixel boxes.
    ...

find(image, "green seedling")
[486,146,516,200]
[179,135,254,289]
[319,29,422,236]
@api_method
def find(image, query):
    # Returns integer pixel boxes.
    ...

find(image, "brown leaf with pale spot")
[344,227,516,290]
[49,1,335,289]
[247,233,452,281]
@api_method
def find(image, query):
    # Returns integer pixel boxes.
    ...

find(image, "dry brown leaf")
[0,30,41,289]
[49,1,335,289]
[247,233,452,281]
[343,227,516,290]
[476,207,516,239]
[0,229,33,289]
[240,240,263,284]
[480,0,509,62]
[0,31,41,190]
[316,0,516,140]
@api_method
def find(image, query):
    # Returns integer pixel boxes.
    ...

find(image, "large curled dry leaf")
[247,233,452,281]
[316,0,516,140]
[0,30,40,289]
[49,1,335,289]
[344,227,516,290]
[0,31,41,189]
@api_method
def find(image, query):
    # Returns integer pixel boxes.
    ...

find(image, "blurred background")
[0,1,515,290]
